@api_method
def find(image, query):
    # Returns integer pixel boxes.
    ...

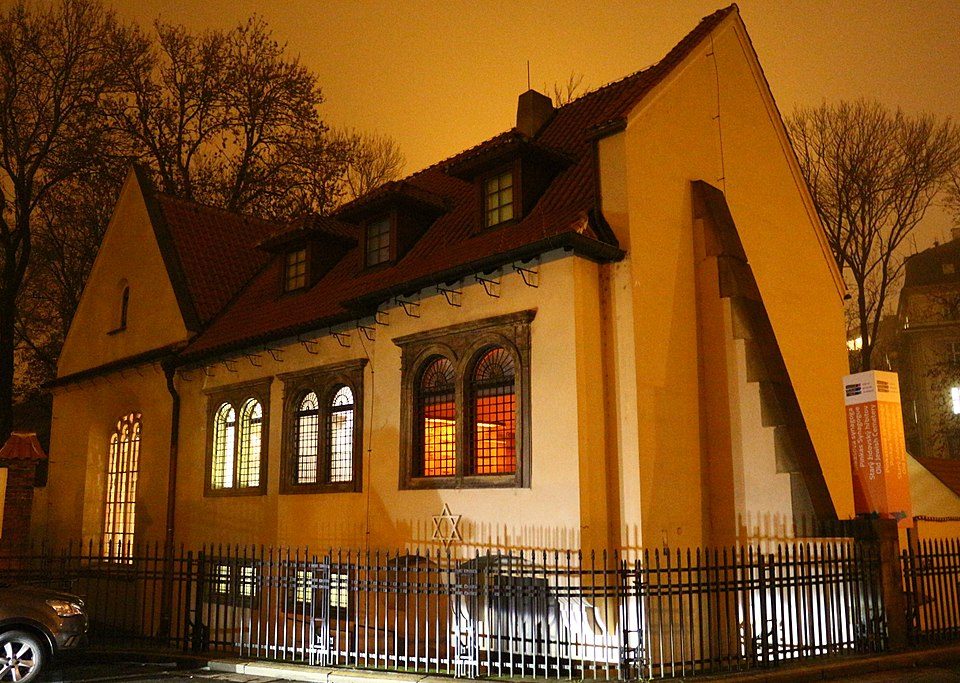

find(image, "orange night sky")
[109,0,960,247]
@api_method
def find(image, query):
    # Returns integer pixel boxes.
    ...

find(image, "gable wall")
[57,173,190,377]
[621,16,853,546]
[34,371,172,548]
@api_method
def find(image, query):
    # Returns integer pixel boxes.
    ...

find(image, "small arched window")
[328,386,355,482]
[103,412,142,561]
[238,399,263,488]
[295,392,320,484]
[208,385,269,494]
[470,347,517,475]
[212,403,236,489]
[119,286,130,329]
[417,357,457,477]
[281,359,366,493]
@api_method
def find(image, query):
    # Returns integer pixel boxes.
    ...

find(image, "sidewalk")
[209,644,960,682]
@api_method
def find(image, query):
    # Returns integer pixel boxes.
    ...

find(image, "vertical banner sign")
[843,370,912,527]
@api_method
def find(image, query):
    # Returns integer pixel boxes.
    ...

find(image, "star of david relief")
[431,503,462,548]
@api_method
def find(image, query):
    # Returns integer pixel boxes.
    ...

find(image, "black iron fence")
[902,538,960,644]
[0,539,888,679]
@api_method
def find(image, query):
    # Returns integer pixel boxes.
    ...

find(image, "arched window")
[212,403,236,489]
[207,382,270,495]
[328,386,355,482]
[238,399,263,488]
[280,359,366,493]
[470,347,517,475]
[396,311,533,489]
[417,357,457,477]
[295,392,320,484]
[103,412,141,561]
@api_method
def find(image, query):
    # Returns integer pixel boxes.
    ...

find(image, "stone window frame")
[203,378,271,497]
[395,310,534,490]
[278,358,367,495]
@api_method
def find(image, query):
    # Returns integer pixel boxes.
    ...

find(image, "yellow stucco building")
[34,5,854,559]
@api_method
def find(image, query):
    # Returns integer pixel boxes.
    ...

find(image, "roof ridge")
[395,4,737,180]
[404,128,523,180]
[554,4,738,110]
[155,191,285,228]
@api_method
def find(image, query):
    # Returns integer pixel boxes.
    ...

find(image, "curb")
[209,645,960,682]
[694,644,960,681]
[209,660,450,683]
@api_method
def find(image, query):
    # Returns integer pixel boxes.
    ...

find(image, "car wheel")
[0,631,44,683]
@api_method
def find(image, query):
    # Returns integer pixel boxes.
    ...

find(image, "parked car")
[0,583,87,682]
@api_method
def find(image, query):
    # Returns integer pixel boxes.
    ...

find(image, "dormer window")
[284,248,308,292]
[484,171,514,227]
[365,217,391,267]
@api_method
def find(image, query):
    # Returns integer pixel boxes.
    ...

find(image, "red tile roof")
[0,432,47,461]
[151,194,275,326]
[171,4,737,361]
[915,456,960,499]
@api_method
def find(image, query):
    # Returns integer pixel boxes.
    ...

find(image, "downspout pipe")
[159,358,181,636]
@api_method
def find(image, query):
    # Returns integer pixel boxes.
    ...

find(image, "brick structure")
[0,432,46,553]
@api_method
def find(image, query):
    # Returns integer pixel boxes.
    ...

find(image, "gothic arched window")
[103,412,141,561]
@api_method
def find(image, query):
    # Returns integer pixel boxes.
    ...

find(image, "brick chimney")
[516,89,555,138]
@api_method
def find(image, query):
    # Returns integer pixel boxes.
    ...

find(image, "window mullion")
[455,376,466,484]
[234,400,243,489]
[319,400,329,485]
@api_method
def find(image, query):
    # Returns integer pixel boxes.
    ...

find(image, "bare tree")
[110,16,355,220]
[0,0,138,440]
[16,157,127,388]
[332,129,405,201]
[546,72,587,107]
[788,100,960,371]
[7,6,406,417]
[946,167,960,226]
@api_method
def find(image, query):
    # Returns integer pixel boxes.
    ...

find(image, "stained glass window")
[212,403,236,489]
[210,395,264,492]
[103,412,141,561]
[238,399,262,488]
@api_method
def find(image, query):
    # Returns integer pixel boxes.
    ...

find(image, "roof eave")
[45,341,187,390]
[344,231,624,311]
[177,232,624,367]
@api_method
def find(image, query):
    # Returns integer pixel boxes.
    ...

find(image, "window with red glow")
[417,357,457,476]
[471,347,517,474]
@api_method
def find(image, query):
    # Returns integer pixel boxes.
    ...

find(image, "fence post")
[868,519,908,651]
[193,550,208,653]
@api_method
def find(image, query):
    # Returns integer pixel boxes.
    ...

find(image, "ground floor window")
[103,412,141,561]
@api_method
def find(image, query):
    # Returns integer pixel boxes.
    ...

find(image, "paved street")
[37,658,960,683]
[39,659,278,683]
[834,667,960,682]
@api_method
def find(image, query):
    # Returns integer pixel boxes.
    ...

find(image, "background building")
[897,229,960,459]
